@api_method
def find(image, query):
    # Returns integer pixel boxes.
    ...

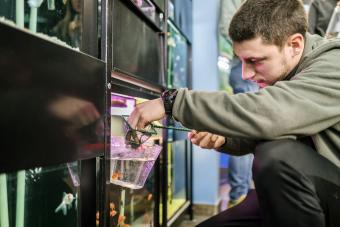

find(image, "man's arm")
[129,48,340,141]
[173,49,340,140]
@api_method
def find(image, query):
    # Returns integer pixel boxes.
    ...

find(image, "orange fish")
[147,193,153,201]
[111,172,121,181]
[118,215,126,224]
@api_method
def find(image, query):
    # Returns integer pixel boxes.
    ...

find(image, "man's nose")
[242,63,255,80]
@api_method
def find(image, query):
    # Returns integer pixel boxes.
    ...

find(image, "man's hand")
[188,130,225,150]
[128,98,166,129]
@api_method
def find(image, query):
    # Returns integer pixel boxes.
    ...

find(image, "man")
[128,0,340,226]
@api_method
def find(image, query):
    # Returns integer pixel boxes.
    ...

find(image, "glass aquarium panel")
[112,0,162,85]
[131,0,156,23]
[0,0,82,49]
[109,92,162,226]
[166,140,187,219]
[0,162,80,227]
[167,21,189,88]
[169,0,192,41]
[129,0,164,29]
[108,170,156,226]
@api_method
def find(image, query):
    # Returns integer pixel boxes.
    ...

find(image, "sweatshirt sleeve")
[172,49,340,141]
[217,137,258,156]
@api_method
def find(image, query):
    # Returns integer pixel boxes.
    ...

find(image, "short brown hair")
[229,0,308,47]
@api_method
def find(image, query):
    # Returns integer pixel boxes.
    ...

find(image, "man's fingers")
[211,134,218,143]
[198,133,212,148]
[195,132,208,144]
[128,103,147,129]
[190,131,205,144]
[128,109,139,129]
[137,114,149,129]
[128,98,166,131]
[188,130,197,139]
[189,132,226,150]
[215,136,226,148]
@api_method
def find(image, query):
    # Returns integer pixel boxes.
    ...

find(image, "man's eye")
[246,59,257,64]
[248,59,263,65]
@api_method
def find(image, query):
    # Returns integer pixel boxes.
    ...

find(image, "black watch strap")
[161,89,178,116]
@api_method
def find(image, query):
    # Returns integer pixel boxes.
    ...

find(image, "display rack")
[0,0,192,226]
[0,1,104,226]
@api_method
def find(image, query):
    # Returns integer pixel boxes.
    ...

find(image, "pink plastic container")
[110,136,162,189]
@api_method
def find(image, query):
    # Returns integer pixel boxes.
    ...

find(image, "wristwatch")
[161,89,178,116]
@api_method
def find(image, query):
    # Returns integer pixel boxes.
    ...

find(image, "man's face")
[233,37,296,88]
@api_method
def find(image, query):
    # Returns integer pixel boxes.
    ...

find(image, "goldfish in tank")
[118,215,126,224]
[111,172,122,181]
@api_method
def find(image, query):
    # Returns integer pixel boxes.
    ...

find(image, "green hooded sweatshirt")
[173,33,340,168]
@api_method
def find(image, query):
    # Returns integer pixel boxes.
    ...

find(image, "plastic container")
[110,136,162,189]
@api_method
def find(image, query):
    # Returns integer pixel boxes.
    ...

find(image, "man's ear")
[287,33,304,56]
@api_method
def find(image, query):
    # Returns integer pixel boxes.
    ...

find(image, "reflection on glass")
[0,162,79,227]
[113,0,162,84]
[132,0,156,23]
[0,0,82,48]
[47,95,103,143]
[167,20,188,88]
[109,92,161,226]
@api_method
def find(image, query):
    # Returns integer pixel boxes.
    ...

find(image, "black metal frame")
[80,1,103,226]
[99,0,112,225]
